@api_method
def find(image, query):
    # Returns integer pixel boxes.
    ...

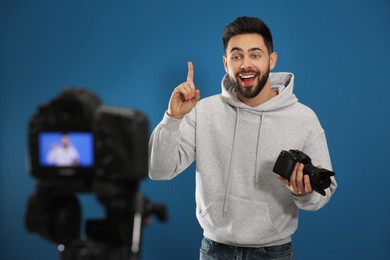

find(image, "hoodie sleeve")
[293,131,337,211]
[148,111,196,180]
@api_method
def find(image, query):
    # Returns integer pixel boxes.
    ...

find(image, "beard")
[229,67,270,99]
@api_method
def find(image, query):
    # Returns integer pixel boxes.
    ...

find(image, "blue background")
[1,0,389,259]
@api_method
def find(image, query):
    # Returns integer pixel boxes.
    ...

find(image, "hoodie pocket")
[197,193,282,245]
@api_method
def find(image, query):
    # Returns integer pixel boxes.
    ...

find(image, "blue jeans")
[199,237,294,260]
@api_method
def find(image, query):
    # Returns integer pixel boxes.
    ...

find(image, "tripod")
[26,181,167,260]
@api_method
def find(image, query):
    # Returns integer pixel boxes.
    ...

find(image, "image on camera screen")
[39,131,94,168]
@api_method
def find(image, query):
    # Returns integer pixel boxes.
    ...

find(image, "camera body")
[27,88,149,193]
[273,149,335,196]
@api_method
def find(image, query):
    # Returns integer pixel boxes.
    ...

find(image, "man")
[47,133,80,166]
[149,16,336,260]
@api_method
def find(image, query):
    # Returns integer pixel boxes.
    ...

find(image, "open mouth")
[238,73,258,86]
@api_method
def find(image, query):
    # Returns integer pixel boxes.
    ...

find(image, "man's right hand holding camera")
[167,61,201,119]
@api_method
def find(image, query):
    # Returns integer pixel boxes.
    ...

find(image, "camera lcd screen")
[39,132,94,167]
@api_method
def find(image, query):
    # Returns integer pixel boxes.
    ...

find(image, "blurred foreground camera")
[27,88,148,191]
[25,88,167,260]
[273,149,335,196]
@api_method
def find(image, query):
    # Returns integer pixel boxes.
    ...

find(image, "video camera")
[25,88,167,260]
[27,88,149,193]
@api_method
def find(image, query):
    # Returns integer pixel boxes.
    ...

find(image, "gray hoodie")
[149,72,337,247]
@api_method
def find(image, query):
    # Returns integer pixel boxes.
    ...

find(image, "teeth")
[240,75,255,79]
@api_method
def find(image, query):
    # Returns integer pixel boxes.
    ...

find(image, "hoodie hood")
[221,72,298,111]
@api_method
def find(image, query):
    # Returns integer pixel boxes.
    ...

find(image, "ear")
[222,55,228,73]
[270,52,278,70]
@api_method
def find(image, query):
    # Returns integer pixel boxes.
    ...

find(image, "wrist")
[166,110,184,119]
[166,111,183,120]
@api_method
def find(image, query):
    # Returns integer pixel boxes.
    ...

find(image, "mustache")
[235,69,260,78]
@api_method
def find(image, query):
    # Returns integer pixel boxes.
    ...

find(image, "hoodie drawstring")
[254,112,265,186]
[223,107,240,217]
[223,109,266,216]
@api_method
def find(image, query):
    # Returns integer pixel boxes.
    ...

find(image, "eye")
[252,53,261,59]
[231,55,241,60]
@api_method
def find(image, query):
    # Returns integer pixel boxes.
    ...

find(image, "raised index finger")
[187,61,194,82]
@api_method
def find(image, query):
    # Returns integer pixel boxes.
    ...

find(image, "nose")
[240,56,252,70]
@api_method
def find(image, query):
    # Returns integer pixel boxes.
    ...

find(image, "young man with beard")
[148,16,337,260]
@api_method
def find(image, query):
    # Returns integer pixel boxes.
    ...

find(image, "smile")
[238,73,258,86]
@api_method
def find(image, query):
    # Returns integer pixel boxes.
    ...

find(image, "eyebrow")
[230,47,264,53]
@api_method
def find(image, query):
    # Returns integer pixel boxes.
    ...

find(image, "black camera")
[27,88,149,193]
[273,149,335,196]
[25,88,167,260]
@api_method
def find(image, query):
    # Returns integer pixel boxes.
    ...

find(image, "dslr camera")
[27,88,149,192]
[25,88,167,260]
[273,149,335,196]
